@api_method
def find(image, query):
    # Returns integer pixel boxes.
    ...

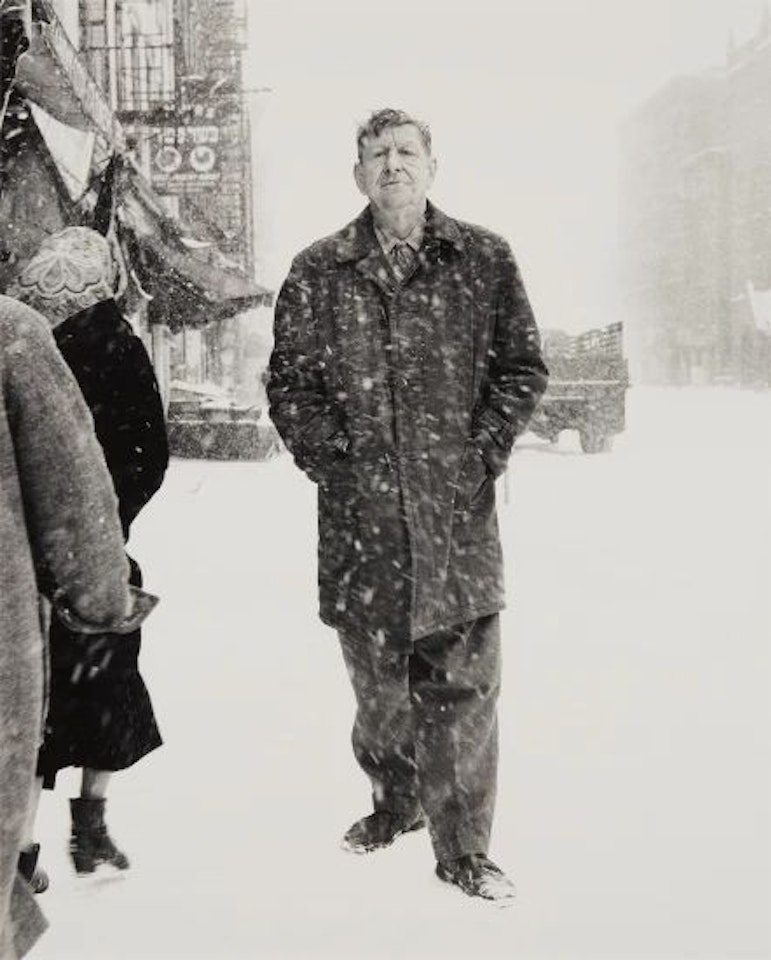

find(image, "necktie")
[391,242,415,282]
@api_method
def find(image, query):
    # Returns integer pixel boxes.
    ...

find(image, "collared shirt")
[373,217,425,258]
[374,216,425,283]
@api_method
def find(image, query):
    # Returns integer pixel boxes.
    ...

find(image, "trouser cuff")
[430,825,490,864]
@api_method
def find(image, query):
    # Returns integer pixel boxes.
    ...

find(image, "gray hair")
[356,108,432,160]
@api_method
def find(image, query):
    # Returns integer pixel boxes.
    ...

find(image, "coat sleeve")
[472,241,549,478]
[5,309,132,627]
[267,255,348,482]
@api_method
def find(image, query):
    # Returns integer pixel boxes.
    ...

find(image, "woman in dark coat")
[8,227,169,886]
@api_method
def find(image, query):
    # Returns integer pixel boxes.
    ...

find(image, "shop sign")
[150,124,222,193]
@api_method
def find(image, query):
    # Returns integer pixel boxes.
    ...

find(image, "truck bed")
[530,322,629,452]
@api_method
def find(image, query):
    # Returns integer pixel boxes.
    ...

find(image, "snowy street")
[32,386,770,960]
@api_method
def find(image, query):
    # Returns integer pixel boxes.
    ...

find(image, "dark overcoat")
[53,299,169,540]
[36,298,168,781]
[269,203,548,648]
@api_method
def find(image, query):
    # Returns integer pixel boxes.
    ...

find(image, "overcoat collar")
[332,201,465,264]
[53,298,122,346]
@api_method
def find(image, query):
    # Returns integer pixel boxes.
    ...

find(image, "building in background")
[1,0,270,410]
[79,0,252,267]
[620,12,771,387]
[78,0,269,401]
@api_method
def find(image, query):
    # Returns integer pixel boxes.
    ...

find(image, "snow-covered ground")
[32,387,770,960]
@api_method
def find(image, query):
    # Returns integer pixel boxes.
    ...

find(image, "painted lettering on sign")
[149,125,222,191]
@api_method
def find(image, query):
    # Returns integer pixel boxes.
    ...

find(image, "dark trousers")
[338,614,501,863]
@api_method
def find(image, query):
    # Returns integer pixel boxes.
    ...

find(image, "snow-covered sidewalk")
[32,387,770,959]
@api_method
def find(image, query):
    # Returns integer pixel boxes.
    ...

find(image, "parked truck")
[166,382,281,461]
[529,321,629,453]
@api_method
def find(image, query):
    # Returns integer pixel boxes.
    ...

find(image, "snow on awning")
[117,164,272,331]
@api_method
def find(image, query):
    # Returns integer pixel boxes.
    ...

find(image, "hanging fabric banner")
[14,17,124,148]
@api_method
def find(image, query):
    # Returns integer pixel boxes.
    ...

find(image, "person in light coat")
[7,227,168,886]
[0,294,134,959]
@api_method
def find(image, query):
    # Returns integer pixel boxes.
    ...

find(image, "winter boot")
[17,844,49,894]
[436,853,516,904]
[341,810,426,854]
[69,798,130,874]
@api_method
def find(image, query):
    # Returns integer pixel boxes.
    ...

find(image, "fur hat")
[7,227,116,328]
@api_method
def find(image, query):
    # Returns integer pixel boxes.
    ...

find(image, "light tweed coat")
[0,296,131,959]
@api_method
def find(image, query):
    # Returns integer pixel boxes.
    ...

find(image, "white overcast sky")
[244,0,765,331]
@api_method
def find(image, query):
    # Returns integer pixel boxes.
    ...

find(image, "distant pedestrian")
[8,227,169,887]
[268,109,548,902]
[0,293,136,958]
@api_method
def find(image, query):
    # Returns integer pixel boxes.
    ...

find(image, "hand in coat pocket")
[457,441,492,508]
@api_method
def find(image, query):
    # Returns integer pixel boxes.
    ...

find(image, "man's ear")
[427,156,438,189]
[353,162,366,195]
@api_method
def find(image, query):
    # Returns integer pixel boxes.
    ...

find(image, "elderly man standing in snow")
[268,108,548,902]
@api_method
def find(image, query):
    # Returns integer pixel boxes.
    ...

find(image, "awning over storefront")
[4,4,269,330]
[0,113,72,290]
[13,12,125,148]
[117,165,272,331]
[29,102,96,199]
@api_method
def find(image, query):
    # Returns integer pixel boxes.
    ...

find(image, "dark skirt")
[37,557,162,789]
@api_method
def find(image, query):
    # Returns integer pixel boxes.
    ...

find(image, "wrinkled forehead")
[360,123,430,156]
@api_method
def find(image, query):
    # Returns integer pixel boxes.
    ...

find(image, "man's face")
[354,124,437,213]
